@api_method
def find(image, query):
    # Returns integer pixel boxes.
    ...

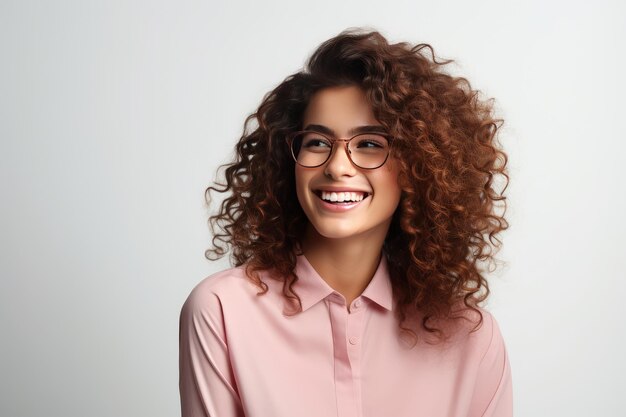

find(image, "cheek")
[380,163,402,197]
[376,166,402,214]
[294,166,309,207]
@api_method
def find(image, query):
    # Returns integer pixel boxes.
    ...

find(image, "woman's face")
[295,85,402,242]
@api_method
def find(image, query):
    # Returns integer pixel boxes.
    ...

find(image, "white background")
[1,0,625,416]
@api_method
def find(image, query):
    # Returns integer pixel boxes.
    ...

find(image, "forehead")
[302,86,378,131]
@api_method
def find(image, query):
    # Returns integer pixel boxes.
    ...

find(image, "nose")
[323,141,357,179]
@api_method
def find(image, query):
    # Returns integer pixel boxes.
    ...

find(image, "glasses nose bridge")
[326,138,353,165]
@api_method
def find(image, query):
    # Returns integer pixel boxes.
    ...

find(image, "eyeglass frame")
[286,130,395,170]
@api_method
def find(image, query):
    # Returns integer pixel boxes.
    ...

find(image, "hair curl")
[205,28,509,345]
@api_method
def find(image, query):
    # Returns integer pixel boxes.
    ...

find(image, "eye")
[301,135,332,149]
[358,140,383,148]
[353,134,387,149]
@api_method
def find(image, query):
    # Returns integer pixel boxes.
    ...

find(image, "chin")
[317,230,356,240]
[310,221,363,240]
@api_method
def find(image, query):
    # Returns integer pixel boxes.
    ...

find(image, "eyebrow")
[303,124,387,136]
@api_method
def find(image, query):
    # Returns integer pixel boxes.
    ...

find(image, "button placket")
[328,296,359,416]
[346,299,366,417]
[348,298,365,346]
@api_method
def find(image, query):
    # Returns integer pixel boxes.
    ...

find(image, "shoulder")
[473,308,507,364]
[187,266,251,298]
[456,307,504,350]
[471,308,506,351]
[180,266,260,322]
[423,306,504,356]
[445,307,508,374]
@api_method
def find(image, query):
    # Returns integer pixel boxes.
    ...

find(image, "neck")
[300,224,389,307]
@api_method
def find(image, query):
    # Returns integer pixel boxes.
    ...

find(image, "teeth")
[320,191,365,202]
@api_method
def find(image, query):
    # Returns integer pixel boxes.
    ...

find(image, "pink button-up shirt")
[179,254,513,417]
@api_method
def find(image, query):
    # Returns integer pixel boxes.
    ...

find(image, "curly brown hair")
[204,28,509,345]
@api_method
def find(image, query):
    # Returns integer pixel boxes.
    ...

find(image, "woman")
[180,28,512,417]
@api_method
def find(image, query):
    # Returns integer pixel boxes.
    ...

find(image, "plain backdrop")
[1,0,625,416]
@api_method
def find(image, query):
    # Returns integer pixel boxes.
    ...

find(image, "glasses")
[287,130,394,169]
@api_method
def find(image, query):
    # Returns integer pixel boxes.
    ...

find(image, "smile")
[319,190,367,202]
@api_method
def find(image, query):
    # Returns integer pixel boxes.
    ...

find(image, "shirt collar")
[293,253,394,312]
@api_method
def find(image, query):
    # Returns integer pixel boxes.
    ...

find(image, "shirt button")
[349,337,358,345]
[354,300,361,308]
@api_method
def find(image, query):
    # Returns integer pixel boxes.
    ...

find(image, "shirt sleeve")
[469,312,514,417]
[179,288,245,417]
